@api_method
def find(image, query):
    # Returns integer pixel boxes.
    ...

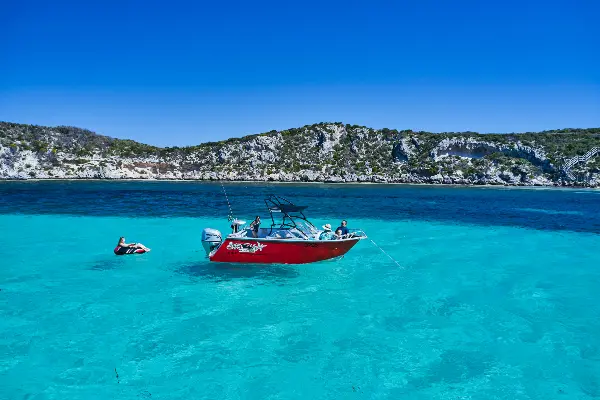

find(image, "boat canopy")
[264,195,317,239]
[270,204,308,213]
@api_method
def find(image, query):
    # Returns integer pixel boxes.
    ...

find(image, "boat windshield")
[293,219,319,239]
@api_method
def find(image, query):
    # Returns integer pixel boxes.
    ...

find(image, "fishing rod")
[220,181,235,221]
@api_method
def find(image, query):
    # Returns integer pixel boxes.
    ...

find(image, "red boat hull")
[209,238,361,264]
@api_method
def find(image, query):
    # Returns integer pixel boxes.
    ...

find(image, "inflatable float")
[114,246,148,255]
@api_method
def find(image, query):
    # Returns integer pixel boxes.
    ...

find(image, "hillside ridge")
[2,121,600,186]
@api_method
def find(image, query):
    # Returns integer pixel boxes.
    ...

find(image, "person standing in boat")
[336,220,349,237]
[250,216,261,238]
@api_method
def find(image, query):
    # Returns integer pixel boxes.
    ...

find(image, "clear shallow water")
[1,181,600,399]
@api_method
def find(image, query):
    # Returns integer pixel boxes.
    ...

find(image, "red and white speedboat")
[201,195,367,264]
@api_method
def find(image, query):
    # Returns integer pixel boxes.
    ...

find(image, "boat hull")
[209,238,361,264]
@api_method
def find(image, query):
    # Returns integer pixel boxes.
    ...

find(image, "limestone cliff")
[1,122,600,186]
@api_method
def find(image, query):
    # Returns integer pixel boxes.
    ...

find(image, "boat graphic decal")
[226,242,267,253]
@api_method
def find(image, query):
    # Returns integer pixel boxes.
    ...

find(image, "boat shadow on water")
[175,261,301,282]
[87,253,149,271]
[88,258,124,271]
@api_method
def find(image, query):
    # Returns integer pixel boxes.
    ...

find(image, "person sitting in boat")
[335,229,344,239]
[336,220,349,236]
[319,224,336,240]
[250,216,261,238]
[114,237,150,255]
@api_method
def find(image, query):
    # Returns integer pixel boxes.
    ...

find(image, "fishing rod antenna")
[220,181,235,221]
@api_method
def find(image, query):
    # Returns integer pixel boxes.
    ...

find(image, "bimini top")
[265,195,308,214]
[269,204,308,213]
[264,195,316,238]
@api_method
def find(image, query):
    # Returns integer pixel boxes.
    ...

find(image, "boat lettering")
[226,242,267,253]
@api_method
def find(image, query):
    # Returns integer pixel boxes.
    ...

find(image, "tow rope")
[370,239,403,268]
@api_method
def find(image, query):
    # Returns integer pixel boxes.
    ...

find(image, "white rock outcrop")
[1,122,599,186]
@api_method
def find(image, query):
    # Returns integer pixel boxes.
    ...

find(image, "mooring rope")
[370,239,403,268]
[220,181,235,221]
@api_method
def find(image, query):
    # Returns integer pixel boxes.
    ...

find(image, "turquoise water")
[2,182,600,399]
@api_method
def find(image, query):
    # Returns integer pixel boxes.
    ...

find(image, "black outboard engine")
[202,228,222,256]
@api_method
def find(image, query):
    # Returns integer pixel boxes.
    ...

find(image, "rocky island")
[1,121,599,186]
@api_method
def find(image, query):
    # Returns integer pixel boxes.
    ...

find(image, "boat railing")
[346,229,368,239]
[312,228,368,241]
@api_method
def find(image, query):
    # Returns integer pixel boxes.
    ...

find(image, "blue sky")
[1,0,598,146]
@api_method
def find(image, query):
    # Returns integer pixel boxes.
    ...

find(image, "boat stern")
[201,228,222,257]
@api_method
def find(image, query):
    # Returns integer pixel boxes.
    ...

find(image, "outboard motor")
[202,228,222,256]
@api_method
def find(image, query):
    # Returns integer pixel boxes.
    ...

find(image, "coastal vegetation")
[1,121,600,185]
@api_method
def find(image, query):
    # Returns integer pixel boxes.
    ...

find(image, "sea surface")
[1,181,600,399]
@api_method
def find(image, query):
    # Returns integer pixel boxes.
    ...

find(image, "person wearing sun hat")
[319,223,336,240]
